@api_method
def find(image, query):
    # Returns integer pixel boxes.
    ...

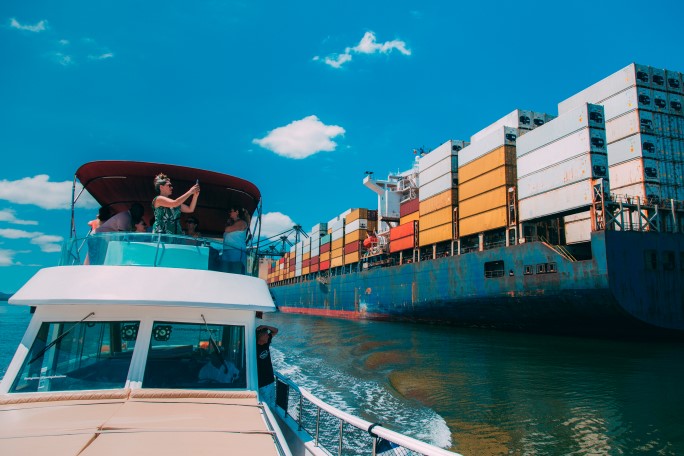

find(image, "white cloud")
[59,39,69,45]
[316,31,411,69]
[352,31,411,56]
[10,18,47,33]
[256,212,297,238]
[52,52,74,66]
[0,249,19,266]
[88,52,114,60]
[0,175,98,210]
[0,228,63,253]
[0,209,38,226]
[253,115,345,159]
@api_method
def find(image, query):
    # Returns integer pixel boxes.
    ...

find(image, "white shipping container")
[558,63,651,114]
[605,109,654,143]
[610,182,657,201]
[518,153,608,200]
[471,110,532,143]
[596,87,638,120]
[420,161,457,186]
[419,156,458,182]
[519,179,599,221]
[419,173,458,201]
[517,104,604,158]
[517,127,606,178]
[418,140,462,171]
[608,157,659,188]
[607,133,657,166]
[651,67,667,91]
[331,227,344,241]
[564,212,592,244]
[532,111,548,128]
[459,126,517,167]
[295,266,302,276]
[345,218,368,233]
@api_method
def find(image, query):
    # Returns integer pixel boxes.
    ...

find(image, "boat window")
[10,320,140,393]
[524,265,533,275]
[143,322,246,390]
[663,251,675,271]
[644,250,658,271]
[484,260,504,278]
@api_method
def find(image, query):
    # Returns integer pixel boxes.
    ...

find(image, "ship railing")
[59,232,258,277]
[273,372,459,456]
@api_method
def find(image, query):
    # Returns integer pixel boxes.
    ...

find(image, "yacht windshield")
[143,321,246,389]
[10,320,140,393]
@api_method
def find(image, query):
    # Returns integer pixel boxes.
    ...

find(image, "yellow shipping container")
[332,238,344,250]
[302,266,310,275]
[345,208,369,223]
[419,206,454,231]
[400,211,420,225]
[459,206,509,237]
[420,189,458,216]
[459,146,516,184]
[331,247,343,258]
[345,230,372,243]
[458,186,509,219]
[287,272,295,279]
[418,223,453,247]
[303,252,310,260]
[344,251,360,264]
[331,256,343,268]
[458,165,516,201]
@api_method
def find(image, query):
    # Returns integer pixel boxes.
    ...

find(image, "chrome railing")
[273,372,459,456]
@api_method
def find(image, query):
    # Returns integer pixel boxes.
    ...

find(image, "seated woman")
[151,173,200,235]
[221,206,250,274]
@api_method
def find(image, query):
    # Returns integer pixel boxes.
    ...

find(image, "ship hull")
[271,231,684,337]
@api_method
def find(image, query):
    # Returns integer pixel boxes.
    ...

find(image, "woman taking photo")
[151,173,200,234]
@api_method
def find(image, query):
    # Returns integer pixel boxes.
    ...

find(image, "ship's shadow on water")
[265,312,684,456]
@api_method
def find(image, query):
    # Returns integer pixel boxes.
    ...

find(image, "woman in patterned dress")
[151,173,200,234]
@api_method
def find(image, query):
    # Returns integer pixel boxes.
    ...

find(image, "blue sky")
[1,0,683,292]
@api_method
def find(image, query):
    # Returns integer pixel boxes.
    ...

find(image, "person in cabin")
[222,205,250,273]
[87,206,112,234]
[151,173,200,234]
[256,325,278,407]
[185,216,201,238]
[198,350,240,385]
[134,217,148,233]
[86,203,145,264]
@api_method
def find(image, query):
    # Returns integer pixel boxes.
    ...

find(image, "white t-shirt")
[198,360,240,383]
[97,210,132,233]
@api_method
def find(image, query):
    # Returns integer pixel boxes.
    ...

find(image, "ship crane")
[255,224,309,259]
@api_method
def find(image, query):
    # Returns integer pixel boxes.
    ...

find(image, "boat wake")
[272,347,452,449]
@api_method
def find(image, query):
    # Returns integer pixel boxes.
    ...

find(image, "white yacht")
[0,161,457,456]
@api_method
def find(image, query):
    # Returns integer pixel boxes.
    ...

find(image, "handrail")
[274,372,459,456]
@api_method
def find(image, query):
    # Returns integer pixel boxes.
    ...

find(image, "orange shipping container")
[389,221,416,241]
[345,230,371,243]
[458,165,516,201]
[331,247,343,258]
[311,263,319,273]
[400,211,420,225]
[345,208,369,223]
[303,252,310,260]
[458,206,509,237]
[332,238,344,250]
[331,256,343,268]
[459,146,516,184]
[458,185,509,219]
[418,223,453,246]
[419,189,458,216]
[319,260,330,271]
[344,251,360,264]
[419,206,454,231]
[303,266,310,275]
[389,235,416,252]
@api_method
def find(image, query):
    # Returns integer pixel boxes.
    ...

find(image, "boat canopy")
[75,161,261,238]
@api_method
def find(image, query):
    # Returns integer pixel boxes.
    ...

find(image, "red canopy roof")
[76,161,261,238]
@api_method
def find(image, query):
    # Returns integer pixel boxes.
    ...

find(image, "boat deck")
[0,389,280,455]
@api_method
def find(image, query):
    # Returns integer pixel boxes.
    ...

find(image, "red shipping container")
[289,259,295,267]
[390,221,416,241]
[389,236,416,253]
[310,255,319,265]
[400,198,419,217]
[319,260,330,271]
[320,243,331,253]
[310,263,319,272]
[303,258,310,267]
[344,242,360,254]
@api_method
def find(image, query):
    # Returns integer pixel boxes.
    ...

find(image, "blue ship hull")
[270,231,684,337]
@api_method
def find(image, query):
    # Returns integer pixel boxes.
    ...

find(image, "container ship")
[266,63,684,337]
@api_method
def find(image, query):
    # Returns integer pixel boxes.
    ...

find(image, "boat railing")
[273,372,458,456]
[59,232,258,277]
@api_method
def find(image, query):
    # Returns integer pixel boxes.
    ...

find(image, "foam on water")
[272,347,452,449]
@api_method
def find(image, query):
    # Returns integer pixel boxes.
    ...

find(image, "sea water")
[2,302,683,455]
